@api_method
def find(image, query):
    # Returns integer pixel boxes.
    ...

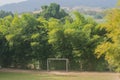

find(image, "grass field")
[0,69,120,80]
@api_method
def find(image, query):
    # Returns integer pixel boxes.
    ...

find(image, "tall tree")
[48,12,104,71]
[40,3,68,19]
[64,12,101,71]
[95,8,120,72]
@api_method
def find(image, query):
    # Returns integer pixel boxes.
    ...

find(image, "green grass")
[0,71,119,80]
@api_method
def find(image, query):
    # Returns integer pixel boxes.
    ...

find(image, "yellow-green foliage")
[31,33,40,39]
[95,9,120,71]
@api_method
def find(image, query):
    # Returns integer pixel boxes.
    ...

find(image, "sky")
[0,0,27,6]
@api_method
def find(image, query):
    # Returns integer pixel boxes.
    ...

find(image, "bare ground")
[0,68,120,80]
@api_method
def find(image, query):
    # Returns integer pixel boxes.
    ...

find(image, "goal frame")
[47,58,69,72]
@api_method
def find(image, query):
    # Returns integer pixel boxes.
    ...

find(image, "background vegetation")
[0,3,120,72]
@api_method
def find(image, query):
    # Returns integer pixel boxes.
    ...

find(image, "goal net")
[47,58,69,72]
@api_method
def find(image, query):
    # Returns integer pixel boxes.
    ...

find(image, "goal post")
[47,58,69,72]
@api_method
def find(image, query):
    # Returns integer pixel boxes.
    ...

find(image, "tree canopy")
[95,8,120,71]
[39,3,68,19]
[0,3,120,72]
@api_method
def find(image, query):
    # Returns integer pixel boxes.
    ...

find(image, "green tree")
[0,32,9,67]
[0,15,14,67]
[0,14,36,68]
[30,17,52,69]
[64,12,101,71]
[48,18,72,58]
[48,12,104,71]
[0,10,13,18]
[95,9,120,72]
[0,3,109,71]
[39,3,68,19]
[0,13,52,69]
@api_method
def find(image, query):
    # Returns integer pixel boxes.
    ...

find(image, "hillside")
[0,0,117,13]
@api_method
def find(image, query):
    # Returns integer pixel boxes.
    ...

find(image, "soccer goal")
[47,58,69,72]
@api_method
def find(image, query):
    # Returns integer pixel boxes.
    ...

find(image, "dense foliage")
[0,3,120,72]
[38,3,68,19]
[95,9,120,72]
[0,10,13,18]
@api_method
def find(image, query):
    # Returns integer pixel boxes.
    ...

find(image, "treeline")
[0,3,120,72]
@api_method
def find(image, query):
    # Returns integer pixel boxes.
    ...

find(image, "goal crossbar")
[47,58,69,72]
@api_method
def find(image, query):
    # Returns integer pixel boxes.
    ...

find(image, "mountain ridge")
[0,0,117,13]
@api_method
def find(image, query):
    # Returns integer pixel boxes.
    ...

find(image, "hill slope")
[0,0,117,13]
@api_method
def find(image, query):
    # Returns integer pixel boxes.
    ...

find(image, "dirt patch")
[0,68,120,77]
[0,68,47,74]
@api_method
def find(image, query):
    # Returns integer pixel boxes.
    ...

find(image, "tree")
[0,3,109,71]
[30,17,52,69]
[64,12,101,71]
[47,12,104,71]
[0,10,13,18]
[0,32,9,67]
[0,13,52,69]
[39,3,68,19]
[0,14,37,68]
[48,18,72,58]
[95,8,120,72]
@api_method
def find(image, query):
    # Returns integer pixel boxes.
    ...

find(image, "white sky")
[0,0,27,6]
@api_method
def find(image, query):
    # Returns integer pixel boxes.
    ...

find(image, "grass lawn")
[0,69,119,80]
